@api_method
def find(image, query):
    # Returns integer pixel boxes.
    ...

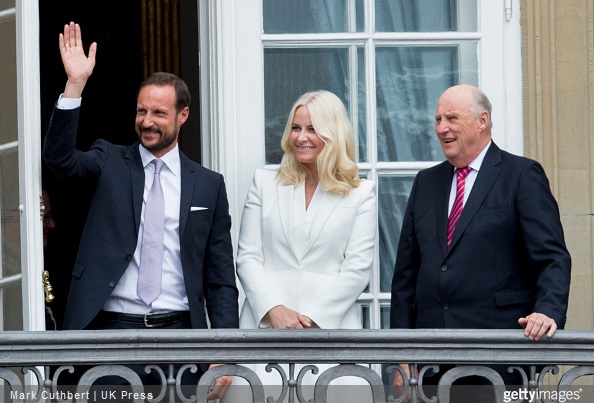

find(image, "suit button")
[125,254,133,261]
[109,281,116,287]
[443,304,449,310]
[441,265,447,272]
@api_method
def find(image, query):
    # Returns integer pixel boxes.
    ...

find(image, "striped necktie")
[446,166,472,248]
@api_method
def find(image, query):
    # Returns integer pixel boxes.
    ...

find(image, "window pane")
[356,47,367,163]
[0,149,21,278]
[0,1,15,10]
[0,15,17,144]
[1,284,22,330]
[376,44,478,162]
[375,0,477,32]
[378,175,415,293]
[263,0,364,34]
[359,302,370,329]
[380,304,390,329]
[264,47,365,164]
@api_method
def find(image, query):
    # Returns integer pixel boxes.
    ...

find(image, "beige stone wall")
[522,0,594,333]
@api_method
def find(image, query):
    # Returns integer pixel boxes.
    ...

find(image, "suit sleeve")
[517,161,571,327]
[236,170,287,326]
[390,175,421,329]
[203,175,239,329]
[42,106,106,184]
[299,181,377,329]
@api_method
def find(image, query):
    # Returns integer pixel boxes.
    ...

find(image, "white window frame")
[203,0,522,325]
[16,0,45,331]
[0,1,44,332]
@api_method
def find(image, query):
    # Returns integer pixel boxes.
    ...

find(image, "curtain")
[141,0,181,77]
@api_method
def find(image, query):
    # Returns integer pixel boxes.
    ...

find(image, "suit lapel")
[276,183,342,261]
[301,188,342,258]
[447,142,502,251]
[277,183,298,259]
[125,143,145,231]
[179,152,195,240]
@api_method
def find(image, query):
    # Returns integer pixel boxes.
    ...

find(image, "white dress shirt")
[448,140,492,215]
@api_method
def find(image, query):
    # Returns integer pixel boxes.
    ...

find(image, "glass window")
[375,0,477,32]
[0,16,17,144]
[264,46,366,164]
[2,284,22,330]
[0,1,15,10]
[378,175,415,292]
[0,9,21,331]
[259,0,485,331]
[360,303,370,329]
[376,44,477,162]
[380,304,390,329]
[263,0,364,34]
[0,150,20,277]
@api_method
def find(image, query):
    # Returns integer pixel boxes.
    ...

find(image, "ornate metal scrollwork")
[197,364,265,403]
[313,364,385,403]
[0,368,25,403]
[0,362,591,403]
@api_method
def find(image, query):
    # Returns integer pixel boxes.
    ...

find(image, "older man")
[390,85,571,398]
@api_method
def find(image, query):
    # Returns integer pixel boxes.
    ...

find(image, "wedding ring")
[65,43,70,47]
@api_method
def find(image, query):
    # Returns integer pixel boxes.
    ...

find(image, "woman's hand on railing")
[267,305,312,329]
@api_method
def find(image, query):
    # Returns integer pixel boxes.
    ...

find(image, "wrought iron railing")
[1,329,593,402]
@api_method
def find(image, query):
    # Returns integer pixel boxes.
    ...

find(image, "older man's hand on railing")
[518,312,557,341]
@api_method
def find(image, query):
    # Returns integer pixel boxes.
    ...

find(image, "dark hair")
[137,72,191,112]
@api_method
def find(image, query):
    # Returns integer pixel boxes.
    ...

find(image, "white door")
[210,0,522,330]
[0,1,44,331]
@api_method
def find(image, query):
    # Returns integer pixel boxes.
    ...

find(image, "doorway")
[38,0,200,329]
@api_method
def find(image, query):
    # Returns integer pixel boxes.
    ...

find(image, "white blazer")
[237,168,377,330]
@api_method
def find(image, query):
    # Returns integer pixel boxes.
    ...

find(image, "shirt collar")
[454,140,492,173]
[139,143,181,176]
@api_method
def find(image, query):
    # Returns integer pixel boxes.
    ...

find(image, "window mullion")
[348,44,359,160]
[366,0,381,330]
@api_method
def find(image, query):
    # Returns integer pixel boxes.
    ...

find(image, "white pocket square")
[191,207,208,211]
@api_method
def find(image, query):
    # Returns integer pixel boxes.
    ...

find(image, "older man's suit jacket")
[390,142,571,330]
[43,107,239,330]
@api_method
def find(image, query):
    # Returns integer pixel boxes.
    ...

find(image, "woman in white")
[228,90,377,401]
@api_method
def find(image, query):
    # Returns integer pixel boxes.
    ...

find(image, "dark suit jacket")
[390,142,571,330]
[43,106,239,330]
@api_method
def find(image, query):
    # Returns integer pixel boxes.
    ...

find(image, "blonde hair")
[276,90,361,195]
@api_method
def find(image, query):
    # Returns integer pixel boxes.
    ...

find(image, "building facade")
[0,1,591,337]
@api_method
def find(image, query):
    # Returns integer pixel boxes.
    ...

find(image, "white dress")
[223,169,377,402]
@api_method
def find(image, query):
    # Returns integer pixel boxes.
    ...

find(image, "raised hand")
[59,22,97,98]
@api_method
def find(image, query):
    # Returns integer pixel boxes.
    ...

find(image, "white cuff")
[57,94,82,110]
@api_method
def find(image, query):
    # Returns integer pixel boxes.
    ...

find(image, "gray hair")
[471,88,493,128]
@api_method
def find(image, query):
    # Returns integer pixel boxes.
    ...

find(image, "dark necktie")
[138,158,165,304]
[446,166,472,248]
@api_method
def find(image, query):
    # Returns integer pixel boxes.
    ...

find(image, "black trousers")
[53,312,205,401]
[86,312,204,386]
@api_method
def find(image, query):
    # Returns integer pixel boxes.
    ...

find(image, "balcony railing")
[1,329,593,402]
